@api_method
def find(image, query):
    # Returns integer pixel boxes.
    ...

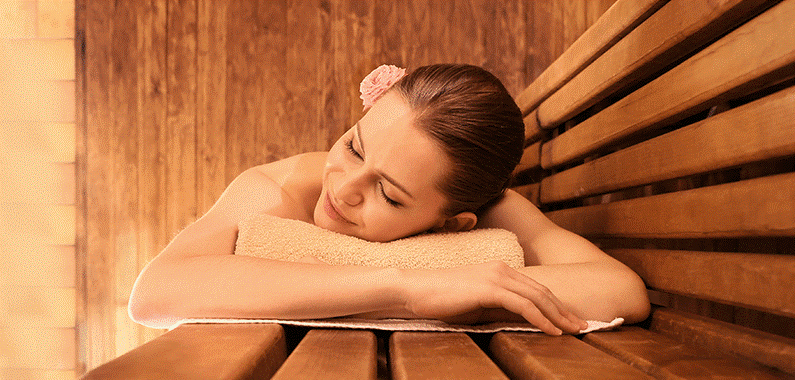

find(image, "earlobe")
[438,212,477,233]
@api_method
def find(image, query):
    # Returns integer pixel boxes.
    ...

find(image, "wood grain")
[607,249,795,318]
[542,0,795,168]
[490,332,651,379]
[81,324,287,379]
[537,0,774,128]
[546,172,795,238]
[390,332,508,380]
[650,308,795,376]
[271,329,377,380]
[516,0,660,114]
[541,84,795,203]
[513,141,542,175]
[583,326,790,379]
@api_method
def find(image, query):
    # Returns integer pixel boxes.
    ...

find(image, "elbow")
[127,266,179,329]
[617,268,651,324]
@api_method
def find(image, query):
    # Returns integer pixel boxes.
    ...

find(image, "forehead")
[357,93,450,201]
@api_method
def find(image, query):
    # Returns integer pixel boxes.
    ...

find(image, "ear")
[435,212,478,233]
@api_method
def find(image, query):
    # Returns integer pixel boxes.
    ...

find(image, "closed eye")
[379,182,402,207]
[345,138,362,159]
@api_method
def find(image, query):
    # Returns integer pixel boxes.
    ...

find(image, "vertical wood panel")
[197,0,227,214]
[135,0,168,347]
[166,0,197,235]
[84,0,115,369]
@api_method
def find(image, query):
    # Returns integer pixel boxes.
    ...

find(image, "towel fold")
[170,317,624,334]
[235,213,525,269]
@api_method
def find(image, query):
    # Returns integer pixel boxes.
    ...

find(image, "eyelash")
[344,138,401,207]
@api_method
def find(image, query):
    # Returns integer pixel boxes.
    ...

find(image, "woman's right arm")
[127,166,408,329]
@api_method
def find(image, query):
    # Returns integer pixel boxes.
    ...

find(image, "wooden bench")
[82,0,795,378]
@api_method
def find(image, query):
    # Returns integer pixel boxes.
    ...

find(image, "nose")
[335,169,365,206]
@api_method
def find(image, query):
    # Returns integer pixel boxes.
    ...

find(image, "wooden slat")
[81,324,286,380]
[271,329,377,380]
[583,326,790,379]
[490,333,652,379]
[522,109,544,144]
[541,84,795,203]
[513,141,542,175]
[542,0,795,168]
[607,249,795,317]
[196,0,227,215]
[538,0,774,128]
[547,172,795,238]
[650,308,795,376]
[390,332,508,380]
[515,0,664,114]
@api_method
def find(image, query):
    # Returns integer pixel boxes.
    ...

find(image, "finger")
[484,290,562,335]
[502,272,585,333]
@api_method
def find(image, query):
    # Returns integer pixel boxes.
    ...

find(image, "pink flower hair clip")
[359,64,406,111]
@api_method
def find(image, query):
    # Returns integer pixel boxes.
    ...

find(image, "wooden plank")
[607,249,795,318]
[546,172,795,238]
[81,324,286,380]
[583,326,791,379]
[538,0,774,128]
[390,332,508,380]
[650,308,795,376]
[513,141,542,175]
[83,0,115,368]
[522,109,545,144]
[166,0,197,235]
[196,0,227,215]
[490,332,652,379]
[271,329,377,380]
[542,0,795,168]
[111,0,140,358]
[0,327,75,369]
[541,84,795,203]
[515,0,663,114]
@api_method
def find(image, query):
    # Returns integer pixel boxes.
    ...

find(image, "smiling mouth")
[324,192,354,224]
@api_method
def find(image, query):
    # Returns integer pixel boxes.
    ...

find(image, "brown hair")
[390,64,524,216]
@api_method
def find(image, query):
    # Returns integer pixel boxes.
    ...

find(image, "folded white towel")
[170,317,624,334]
[235,213,525,269]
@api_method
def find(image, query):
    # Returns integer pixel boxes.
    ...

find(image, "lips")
[324,192,354,224]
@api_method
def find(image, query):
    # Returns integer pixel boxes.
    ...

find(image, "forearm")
[128,254,405,329]
[518,262,650,324]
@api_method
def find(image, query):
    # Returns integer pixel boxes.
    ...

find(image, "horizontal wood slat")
[583,326,789,379]
[546,172,795,238]
[607,249,795,317]
[390,332,508,380]
[271,329,377,380]
[537,0,774,128]
[513,141,542,175]
[80,324,286,380]
[490,333,652,379]
[541,84,795,203]
[650,308,795,376]
[515,0,664,114]
[542,0,795,168]
[522,109,544,144]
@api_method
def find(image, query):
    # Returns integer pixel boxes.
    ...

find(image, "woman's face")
[314,91,452,242]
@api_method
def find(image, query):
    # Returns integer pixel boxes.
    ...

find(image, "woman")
[128,64,649,334]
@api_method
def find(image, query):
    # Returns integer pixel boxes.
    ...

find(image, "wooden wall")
[1,1,77,379]
[75,0,615,375]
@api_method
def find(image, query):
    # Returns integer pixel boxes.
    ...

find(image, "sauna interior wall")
[75,0,615,375]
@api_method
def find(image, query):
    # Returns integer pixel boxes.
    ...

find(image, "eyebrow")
[355,122,415,200]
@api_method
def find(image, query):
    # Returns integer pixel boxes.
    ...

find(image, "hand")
[401,261,588,335]
[296,255,328,265]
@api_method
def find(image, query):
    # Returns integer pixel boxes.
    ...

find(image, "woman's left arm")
[477,190,650,323]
